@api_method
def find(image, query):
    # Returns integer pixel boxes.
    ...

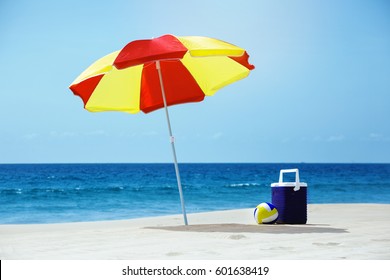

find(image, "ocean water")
[0,163,389,224]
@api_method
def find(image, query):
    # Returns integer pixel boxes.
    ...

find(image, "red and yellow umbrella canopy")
[69,34,254,114]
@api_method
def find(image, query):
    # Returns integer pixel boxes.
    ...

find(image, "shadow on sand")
[145,223,348,234]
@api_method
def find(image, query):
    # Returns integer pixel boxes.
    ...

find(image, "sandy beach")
[0,204,389,260]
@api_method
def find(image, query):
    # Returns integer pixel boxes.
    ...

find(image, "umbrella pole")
[156,60,188,226]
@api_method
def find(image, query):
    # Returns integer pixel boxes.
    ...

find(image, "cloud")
[212,132,223,140]
[299,135,346,142]
[367,133,390,142]
[326,135,345,142]
[369,133,381,139]
[50,131,77,138]
[84,130,107,136]
[23,133,39,140]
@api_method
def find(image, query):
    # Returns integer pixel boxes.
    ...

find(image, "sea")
[0,163,389,224]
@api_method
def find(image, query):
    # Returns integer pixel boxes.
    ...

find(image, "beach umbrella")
[69,34,255,225]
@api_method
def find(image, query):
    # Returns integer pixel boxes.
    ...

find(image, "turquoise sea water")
[0,163,389,224]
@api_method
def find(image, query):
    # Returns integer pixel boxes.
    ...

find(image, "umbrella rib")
[156,60,189,226]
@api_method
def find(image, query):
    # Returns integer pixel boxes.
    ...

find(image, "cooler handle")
[279,169,301,191]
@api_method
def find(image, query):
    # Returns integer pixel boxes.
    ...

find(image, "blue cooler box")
[271,169,307,224]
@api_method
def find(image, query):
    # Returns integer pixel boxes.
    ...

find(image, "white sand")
[0,204,389,260]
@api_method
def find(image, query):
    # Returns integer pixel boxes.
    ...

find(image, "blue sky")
[0,0,389,163]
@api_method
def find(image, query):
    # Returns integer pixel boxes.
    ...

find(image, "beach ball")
[254,202,278,224]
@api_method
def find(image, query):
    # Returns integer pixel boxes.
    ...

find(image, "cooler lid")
[271,182,307,187]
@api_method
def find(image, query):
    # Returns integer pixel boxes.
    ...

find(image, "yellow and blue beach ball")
[254,202,278,224]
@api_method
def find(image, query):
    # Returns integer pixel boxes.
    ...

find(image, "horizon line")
[1,162,389,165]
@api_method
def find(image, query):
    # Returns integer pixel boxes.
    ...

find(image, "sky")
[0,0,389,163]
